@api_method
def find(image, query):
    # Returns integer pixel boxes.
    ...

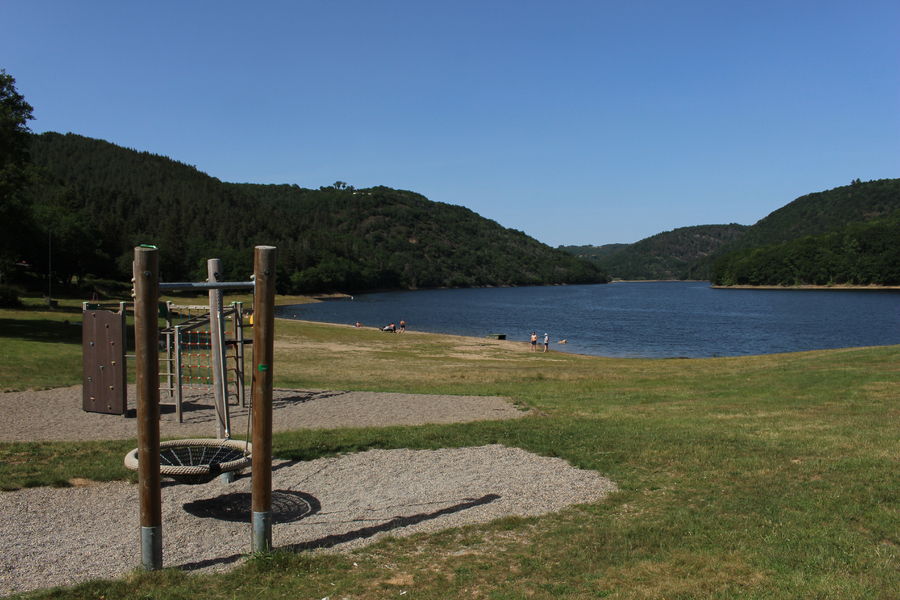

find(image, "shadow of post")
[284,493,501,551]
[175,492,501,571]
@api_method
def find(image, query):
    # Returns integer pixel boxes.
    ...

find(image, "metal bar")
[207,259,230,440]
[251,245,276,553]
[174,325,183,423]
[159,281,255,291]
[133,246,162,571]
[164,303,173,400]
[234,301,246,408]
[119,301,128,416]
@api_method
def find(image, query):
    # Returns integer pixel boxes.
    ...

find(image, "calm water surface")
[277,282,899,358]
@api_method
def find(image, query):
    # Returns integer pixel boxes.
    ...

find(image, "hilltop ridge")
[561,179,900,285]
[12,132,608,293]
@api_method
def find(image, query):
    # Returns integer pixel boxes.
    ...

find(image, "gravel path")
[1,388,617,597]
[0,385,529,442]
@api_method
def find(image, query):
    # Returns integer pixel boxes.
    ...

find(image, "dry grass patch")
[598,550,769,598]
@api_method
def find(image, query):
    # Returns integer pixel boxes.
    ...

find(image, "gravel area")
[1,388,617,597]
[2,446,616,596]
[0,385,529,442]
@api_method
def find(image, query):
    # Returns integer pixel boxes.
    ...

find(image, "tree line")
[4,130,608,295]
[560,179,900,286]
[561,224,749,280]
[711,212,900,286]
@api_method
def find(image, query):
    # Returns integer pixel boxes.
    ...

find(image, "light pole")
[47,230,52,307]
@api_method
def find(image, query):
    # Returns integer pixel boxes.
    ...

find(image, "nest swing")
[125,438,252,485]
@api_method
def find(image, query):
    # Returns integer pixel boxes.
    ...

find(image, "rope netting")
[125,439,252,485]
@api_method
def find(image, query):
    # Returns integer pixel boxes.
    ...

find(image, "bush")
[0,284,22,308]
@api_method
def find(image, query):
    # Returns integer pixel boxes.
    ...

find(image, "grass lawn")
[1,301,897,599]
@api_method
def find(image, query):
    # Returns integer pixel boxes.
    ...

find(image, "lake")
[276,282,900,358]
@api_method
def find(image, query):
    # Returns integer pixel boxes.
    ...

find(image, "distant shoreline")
[611,279,707,283]
[609,280,900,290]
[711,284,900,291]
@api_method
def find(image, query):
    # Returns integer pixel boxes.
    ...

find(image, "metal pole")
[133,246,162,570]
[251,245,276,553]
[164,304,173,401]
[233,302,246,408]
[47,231,52,306]
[174,325,183,423]
[119,301,128,417]
[207,259,230,440]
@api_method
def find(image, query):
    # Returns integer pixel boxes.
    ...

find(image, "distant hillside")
[558,243,629,262]
[15,132,608,293]
[713,211,900,286]
[562,179,900,285]
[711,179,900,286]
[561,224,748,280]
[720,178,900,253]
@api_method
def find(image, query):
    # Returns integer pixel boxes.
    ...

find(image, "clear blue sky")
[4,1,898,246]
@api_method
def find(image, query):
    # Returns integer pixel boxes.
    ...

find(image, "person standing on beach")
[399,320,406,333]
[543,333,550,352]
[530,331,538,351]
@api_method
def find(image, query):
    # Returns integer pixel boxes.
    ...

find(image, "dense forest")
[712,210,900,286]
[561,224,748,280]
[719,178,900,253]
[4,132,608,294]
[709,179,900,286]
[562,179,900,286]
[558,243,629,262]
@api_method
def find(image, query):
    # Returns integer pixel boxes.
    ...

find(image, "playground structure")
[83,262,249,434]
[126,245,276,570]
[158,298,248,432]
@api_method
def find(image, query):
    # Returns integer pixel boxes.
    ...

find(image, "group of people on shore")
[353,320,407,333]
[530,331,550,352]
[383,320,406,333]
[356,321,558,351]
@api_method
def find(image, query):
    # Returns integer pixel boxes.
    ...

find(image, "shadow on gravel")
[122,390,350,420]
[175,492,501,572]
[285,493,501,551]
[183,489,320,523]
[272,390,350,408]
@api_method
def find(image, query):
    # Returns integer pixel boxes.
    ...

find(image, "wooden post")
[133,246,162,570]
[251,245,276,553]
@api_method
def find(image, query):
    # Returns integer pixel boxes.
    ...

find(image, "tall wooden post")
[251,245,276,552]
[133,246,162,570]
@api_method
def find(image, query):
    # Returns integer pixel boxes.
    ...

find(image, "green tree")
[0,69,36,280]
[0,69,33,168]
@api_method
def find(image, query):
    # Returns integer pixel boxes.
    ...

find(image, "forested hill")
[711,179,900,286]
[561,179,900,285]
[20,132,608,292]
[558,243,629,262]
[718,178,900,254]
[560,224,748,280]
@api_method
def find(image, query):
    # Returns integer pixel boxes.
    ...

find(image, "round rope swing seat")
[125,439,252,485]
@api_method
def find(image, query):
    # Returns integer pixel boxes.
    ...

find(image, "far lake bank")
[712,284,900,291]
[278,281,900,359]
